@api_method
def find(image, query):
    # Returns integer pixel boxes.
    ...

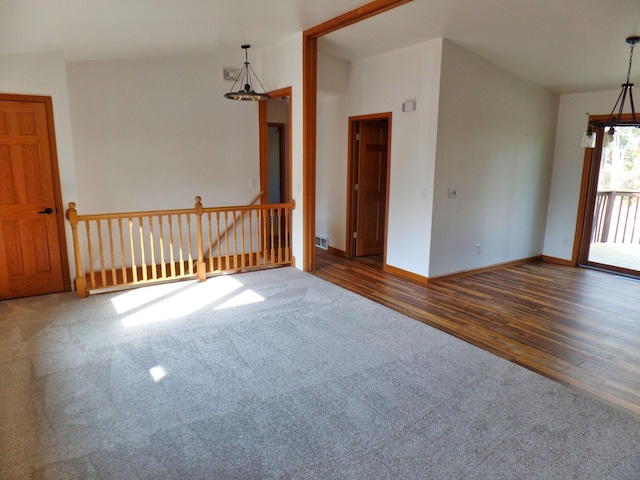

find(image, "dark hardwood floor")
[312,248,640,417]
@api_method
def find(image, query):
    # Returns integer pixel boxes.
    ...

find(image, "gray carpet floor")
[1,267,639,479]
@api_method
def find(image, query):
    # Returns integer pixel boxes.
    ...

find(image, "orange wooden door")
[355,119,388,256]
[0,99,65,299]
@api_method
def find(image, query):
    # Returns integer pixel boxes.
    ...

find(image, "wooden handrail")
[66,195,295,298]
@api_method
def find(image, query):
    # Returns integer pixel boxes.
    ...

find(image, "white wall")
[316,94,349,249]
[0,51,79,276]
[348,39,443,276]
[543,89,620,260]
[67,52,261,214]
[318,50,349,96]
[430,39,559,277]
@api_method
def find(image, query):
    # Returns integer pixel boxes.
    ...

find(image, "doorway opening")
[346,113,391,261]
[579,116,640,277]
[259,88,291,205]
[267,124,286,203]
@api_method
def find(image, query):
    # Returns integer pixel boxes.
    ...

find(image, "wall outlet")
[562,237,569,246]
[249,178,258,189]
[475,243,481,254]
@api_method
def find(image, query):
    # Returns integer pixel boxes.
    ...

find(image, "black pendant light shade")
[224,45,270,101]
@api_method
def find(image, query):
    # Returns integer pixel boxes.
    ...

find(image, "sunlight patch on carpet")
[111,281,193,314]
[120,276,243,326]
[149,365,167,382]
[215,289,264,310]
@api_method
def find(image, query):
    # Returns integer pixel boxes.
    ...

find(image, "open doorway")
[267,123,286,204]
[579,118,640,277]
[260,88,291,205]
[346,113,391,259]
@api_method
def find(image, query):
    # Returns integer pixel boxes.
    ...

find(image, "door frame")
[346,112,392,260]
[0,93,71,293]
[259,87,292,206]
[574,112,639,277]
[302,0,413,271]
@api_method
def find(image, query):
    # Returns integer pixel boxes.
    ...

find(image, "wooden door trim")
[259,87,292,205]
[0,93,71,292]
[345,112,392,260]
[302,0,413,271]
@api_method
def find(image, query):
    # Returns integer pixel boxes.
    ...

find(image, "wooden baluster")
[261,209,267,265]
[65,202,87,298]
[86,221,96,289]
[224,211,230,270]
[231,209,238,269]
[138,216,147,281]
[284,203,293,262]
[129,217,137,283]
[96,219,107,287]
[118,218,127,284]
[187,212,194,276]
[269,208,275,264]
[159,215,167,280]
[168,215,176,278]
[216,211,222,271]
[248,209,254,267]
[195,196,206,282]
[107,219,116,286]
[241,209,246,267]
[207,212,214,272]
[277,208,283,263]
[148,215,157,280]
[178,214,185,276]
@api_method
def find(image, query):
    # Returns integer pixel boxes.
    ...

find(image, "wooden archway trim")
[301,0,413,271]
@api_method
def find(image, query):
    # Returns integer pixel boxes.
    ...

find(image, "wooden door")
[0,98,66,299]
[355,119,389,256]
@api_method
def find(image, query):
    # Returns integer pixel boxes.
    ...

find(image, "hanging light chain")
[625,39,636,85]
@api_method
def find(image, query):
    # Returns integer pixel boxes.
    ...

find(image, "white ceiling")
[1,0,639,94]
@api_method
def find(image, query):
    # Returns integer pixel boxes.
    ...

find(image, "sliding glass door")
[581,125,640,276]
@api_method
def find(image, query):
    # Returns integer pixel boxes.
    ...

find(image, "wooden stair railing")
[205,191,263,260]
[66,196,295,298]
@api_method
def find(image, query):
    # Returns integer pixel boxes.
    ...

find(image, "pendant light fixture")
[224,45,270,101]
[582,36,640,148]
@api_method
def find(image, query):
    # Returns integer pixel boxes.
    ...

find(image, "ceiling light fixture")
[583,36,640,148]
[224,45,270,101]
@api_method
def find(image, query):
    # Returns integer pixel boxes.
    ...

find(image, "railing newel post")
[195,196,206,282]
[65,202,87,298]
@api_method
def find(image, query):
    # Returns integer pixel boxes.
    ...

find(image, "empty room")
[2,1,640,478]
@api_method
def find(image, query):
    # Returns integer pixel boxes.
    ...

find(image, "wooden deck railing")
[66,196,295,298]
[592,190,640,244]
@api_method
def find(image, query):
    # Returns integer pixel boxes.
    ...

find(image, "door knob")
[38,208,53,214]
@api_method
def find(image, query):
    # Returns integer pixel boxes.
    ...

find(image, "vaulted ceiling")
[1,0,639,94]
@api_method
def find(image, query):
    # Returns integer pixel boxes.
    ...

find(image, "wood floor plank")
[312,249,640,417]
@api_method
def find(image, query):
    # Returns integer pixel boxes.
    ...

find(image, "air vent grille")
[315,235,328,250]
